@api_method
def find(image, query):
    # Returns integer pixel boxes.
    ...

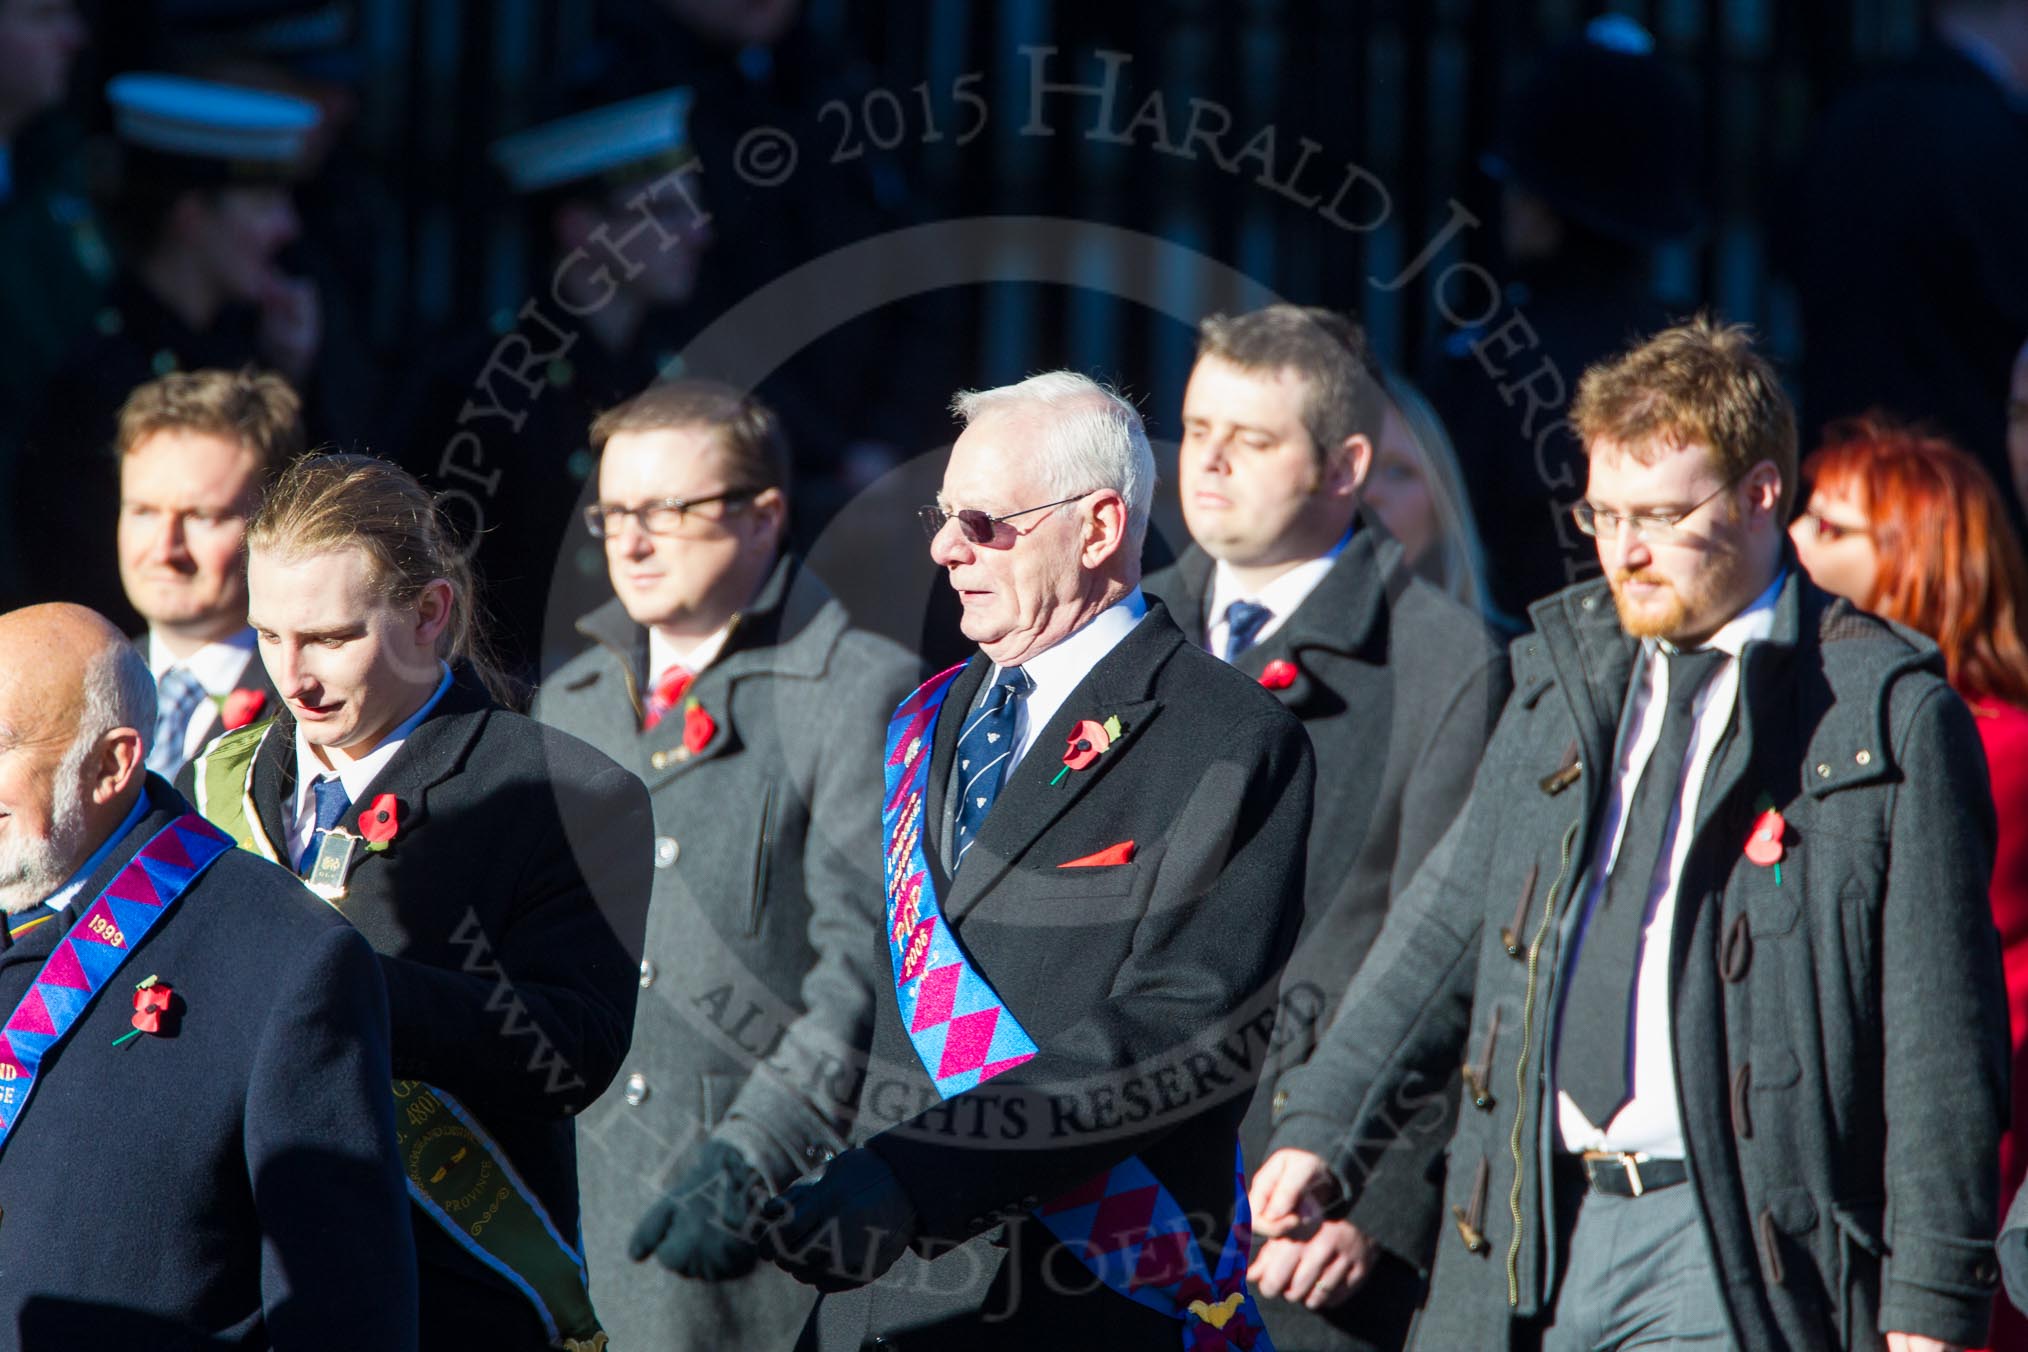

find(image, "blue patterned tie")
[1223,599,1273,662]
[148,667,208,776]
[298,775,353,876]
[952,666,1032,871]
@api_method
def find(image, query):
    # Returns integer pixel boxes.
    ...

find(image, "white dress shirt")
[989,589,1148,777]
[1556,572,1784,1158]
[148,628,260,765]
[1203,528,1352,657]
[648,618,737,690]
[287,664,454,864]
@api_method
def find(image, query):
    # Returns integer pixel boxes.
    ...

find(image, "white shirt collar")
[648,617,737,687]
[148,628,258,696]
[994,589,1148,772]
[42,789,153,914]
[292,663,454,817]
[1205,526,1354,654]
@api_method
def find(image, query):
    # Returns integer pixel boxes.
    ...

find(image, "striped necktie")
[149,667,208,776]
[951,666,1032,871]
[298,775,353,876]
[642,664,695,731]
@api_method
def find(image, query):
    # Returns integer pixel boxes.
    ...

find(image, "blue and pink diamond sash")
[0,813,231,1151]
[883,668,1273,1351]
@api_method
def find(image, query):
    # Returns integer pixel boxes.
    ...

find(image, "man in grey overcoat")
[1252,317,2009,1352]
[536,379,918,1352]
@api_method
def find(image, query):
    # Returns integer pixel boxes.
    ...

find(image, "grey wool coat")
[1269,564,2010,1352]
[1146,529,1511,1351]
[536,554,920,1352]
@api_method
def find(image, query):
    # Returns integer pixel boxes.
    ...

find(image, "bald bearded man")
[0,604,416,1350]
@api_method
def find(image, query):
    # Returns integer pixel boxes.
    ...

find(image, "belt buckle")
[1581,1149,1646,1198]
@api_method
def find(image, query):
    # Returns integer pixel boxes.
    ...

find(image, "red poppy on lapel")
[220,688,268,730]
[131,979,175,1036]
[1745,807,1785,866]
[360,793,402,851]
[1058,840,1135,868]
[682,699,715,754]
[1258,659,1298,691]
[1050,716,1121,785]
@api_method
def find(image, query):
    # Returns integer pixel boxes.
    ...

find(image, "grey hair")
[949,371,1156,551]
[71,643,159,774]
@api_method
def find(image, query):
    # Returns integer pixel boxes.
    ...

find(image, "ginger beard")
[1605,501,1755,646]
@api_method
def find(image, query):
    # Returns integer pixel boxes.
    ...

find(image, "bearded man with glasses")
[1251,315,2009,1352]
[536,378,918,1352]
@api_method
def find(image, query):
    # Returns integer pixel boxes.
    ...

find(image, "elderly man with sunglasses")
[761,370,1314,1349]
[535,379,919,1352]
[1250,317,2008,1352]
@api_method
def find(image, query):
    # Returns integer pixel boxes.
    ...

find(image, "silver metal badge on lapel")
[306,828,361,902]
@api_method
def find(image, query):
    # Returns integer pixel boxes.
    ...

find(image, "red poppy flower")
[131,982,174,1036]
[220,688,268,730]
[360,793,402,846]
[683,701,715,754]
[1061,719,1113,772]
[1258,660,1298,690]
[1745,807,1785,866]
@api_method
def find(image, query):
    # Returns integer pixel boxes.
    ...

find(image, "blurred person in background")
[2008,339,2028,513]
[1368,371,1507,630]
[384,85,712,678]
[0,0,104,606]
[1427,15,1702,623]
[117,368,296,781]
[1791,416,2028,1352]
[15,72,330,628]
[1785,0,2028,535]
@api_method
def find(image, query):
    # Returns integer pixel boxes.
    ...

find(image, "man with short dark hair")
[537,379,917,1352]
[1252,317,2009,1352]
[0,602,417,1348]
[117,367,297,779]
[1148,303,1509,1352]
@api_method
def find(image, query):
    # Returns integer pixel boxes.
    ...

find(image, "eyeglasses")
[916,490,1099,544]
[1571,474,1744,543]
[1801,510,1872,544]
[584,489,758,539]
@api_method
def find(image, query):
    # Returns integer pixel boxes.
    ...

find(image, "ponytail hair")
[247,453,519,707]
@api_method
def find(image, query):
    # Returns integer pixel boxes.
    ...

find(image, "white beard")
[0,752,95,915]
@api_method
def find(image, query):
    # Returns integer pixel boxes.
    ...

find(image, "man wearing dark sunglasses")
[761,370,1314,1349]
[1147,304,1510,1352]
[536,378,917,1352]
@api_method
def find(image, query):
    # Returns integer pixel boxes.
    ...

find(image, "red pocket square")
[1058,841,1135,868]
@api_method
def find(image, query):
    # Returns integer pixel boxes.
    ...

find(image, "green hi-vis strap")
[195,728,607,1351]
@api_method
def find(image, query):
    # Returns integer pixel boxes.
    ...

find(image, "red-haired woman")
[1794,414,2028,1352]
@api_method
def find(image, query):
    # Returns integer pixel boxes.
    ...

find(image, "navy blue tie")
[1223,599,1273,662]
[952,667,1032,871]
[298,775,353,876]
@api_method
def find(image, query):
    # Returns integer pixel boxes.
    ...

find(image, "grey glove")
[628,1139,770,1280]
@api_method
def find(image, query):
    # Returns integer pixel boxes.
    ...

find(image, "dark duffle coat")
[1270,567,2010,1351]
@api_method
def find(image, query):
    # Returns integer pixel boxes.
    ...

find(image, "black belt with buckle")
[1568,1151,1688,1197]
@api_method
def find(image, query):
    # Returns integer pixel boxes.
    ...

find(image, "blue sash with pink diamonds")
[0,813,231,1150]
[883,668,1272,1351]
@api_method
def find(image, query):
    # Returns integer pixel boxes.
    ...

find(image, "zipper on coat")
[747,781,777,935]
[1507,818,1581,1307]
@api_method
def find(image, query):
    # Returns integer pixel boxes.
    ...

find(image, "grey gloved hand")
[627,1139,770,1280]
[759,1147,917,1293]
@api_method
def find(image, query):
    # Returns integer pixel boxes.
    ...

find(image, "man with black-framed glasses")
[1253,316,2009,1352]
[535,377,918,1352]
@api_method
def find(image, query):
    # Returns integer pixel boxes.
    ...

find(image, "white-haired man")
[0,603,416,1346]
[761,371,1315,1348]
